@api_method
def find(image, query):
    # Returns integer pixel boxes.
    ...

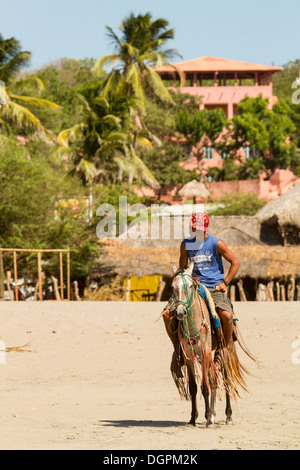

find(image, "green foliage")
[0,138,99,280]
[139,143,198,185]
[175,107,227,151]
[273,59,300,101]
[210,193,266,216]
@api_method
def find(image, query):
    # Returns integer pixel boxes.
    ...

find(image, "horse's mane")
[174,267,186,275]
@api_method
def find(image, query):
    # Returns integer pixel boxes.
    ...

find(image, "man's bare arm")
[217,240,240,286]
[215,240,240,292]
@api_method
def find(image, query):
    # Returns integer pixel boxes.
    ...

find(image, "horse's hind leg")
[225,391,233,425]
[187,368,198,426]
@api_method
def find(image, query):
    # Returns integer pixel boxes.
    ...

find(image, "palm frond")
[76,158,100,183]
[8,75,45,95]
[144,64,174,103]
[9,93,61,109]
[3,100,43,130]
[0,51,31,82]
[105,26,122,49]
[91,54,119,76]
[126,63,146,111]
[57,123,85,147]
[131,151,160,188]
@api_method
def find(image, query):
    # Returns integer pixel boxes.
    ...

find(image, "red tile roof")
[155,56,283,73]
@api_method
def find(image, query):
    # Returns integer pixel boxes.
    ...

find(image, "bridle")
[172,272,196,316]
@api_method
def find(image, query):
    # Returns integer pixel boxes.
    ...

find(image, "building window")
[204,146,214,160]
[221,150,230,160]
[242,146,260,159]
[242,146,251,159]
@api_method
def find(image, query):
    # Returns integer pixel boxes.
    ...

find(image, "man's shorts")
[207,288,234,315]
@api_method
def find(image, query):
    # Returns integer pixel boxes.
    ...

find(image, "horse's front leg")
[202,378,215,427]
[187,366,198,426]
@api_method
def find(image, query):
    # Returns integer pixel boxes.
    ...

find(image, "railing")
[0,248,70,301]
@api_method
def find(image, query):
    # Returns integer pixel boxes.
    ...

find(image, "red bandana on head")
[190,212,209,232]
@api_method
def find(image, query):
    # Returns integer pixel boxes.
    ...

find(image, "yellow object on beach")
[123,275,163,301]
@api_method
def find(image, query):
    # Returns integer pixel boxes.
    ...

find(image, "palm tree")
[92,13,180,116]
[0,35,60,139]
[56,83,159,187]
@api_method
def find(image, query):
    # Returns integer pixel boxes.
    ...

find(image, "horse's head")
[170,260,195,321]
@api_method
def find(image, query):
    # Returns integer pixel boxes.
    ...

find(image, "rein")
[172,273,195,314]
[173,271,211,348]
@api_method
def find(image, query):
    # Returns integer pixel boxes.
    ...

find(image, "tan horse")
[165,260,254,427]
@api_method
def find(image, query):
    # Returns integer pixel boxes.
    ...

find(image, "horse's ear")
[186,260,194,276]
[170,262,177,274]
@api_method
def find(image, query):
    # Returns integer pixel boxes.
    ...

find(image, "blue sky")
[1,0,299,71]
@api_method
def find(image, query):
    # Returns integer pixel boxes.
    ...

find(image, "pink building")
[155,56,283,171]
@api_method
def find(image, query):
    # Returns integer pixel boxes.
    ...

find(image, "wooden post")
[6,271,14,301]
[237,280,247,301]
[155,278,166,301]
[124,278,131,301]
[13,251,18,301]
[0,251,4,300]
[230,285,236,302]
[287,278,295,301]
[276,282,280,301]
[38,251,43,301]
[60,251,64,300]
[296,284,300,301]
[73,281,81,301]
[67,249,70,301]
[51,276,61,300]
[280,285,286,301]
[257,283,266,301]
[266,281,274,301]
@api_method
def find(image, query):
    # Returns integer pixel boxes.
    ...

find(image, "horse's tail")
[214,342,251,400]
[233,320,261,367]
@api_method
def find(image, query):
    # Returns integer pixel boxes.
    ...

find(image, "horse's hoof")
[226,418,234,425]
[206,421,216,429]
[188,420,196,427]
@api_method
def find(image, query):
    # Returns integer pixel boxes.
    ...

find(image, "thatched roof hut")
[256,183,300,229]
[95,243,300,282]
[227,245,300,280]
[178,179,211,200]
[214,227,264,246]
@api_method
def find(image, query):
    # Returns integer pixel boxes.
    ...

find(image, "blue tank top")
[184,234,224,288]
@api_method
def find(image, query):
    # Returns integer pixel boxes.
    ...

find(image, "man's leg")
[217,308,233,347]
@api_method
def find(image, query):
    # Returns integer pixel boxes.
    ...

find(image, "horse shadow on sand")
[99,419,222,429]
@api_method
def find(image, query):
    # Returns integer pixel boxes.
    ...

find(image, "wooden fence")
[0,248,70,301]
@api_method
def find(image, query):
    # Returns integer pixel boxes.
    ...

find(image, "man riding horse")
[164,212,240,362]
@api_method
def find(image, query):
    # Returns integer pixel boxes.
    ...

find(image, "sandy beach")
[0,300,299,450]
